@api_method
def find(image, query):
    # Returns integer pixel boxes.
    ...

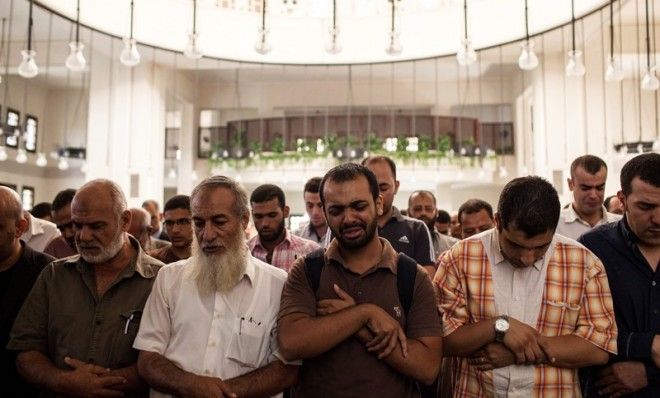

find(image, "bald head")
[0,187,23,221]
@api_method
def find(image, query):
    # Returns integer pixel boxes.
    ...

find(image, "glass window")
[24,115,38,152]
[5,108,20,148]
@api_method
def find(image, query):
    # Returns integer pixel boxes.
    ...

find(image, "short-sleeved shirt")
[20,214,61,253]
[248,229,320,272]
[8,236,163,396]
[379,207,435,266]
[133,252,291,398]
[279,237,442,398]
[555,204,621,241]
[434,229,618,397]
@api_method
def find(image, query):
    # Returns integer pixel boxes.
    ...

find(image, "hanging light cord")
[193,0,198,35]
[524,0,529,41]
[390,0,396,33]
[571,0,576,52]
[645,0,651,69]
[129,0,134,39]
[75,0,80,43]
[332,0,336,30]
[609,0,614,58]
[463,0,468,40]
[27,0,33,51]
[260,0,265,31]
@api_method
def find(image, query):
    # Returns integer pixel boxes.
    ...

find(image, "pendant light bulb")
[168,167,177,179]
[385,31,402,56]
[57,156,69,170]
[119,38,140,67]
[0,146,6,161]
[184,32,203,59]
[15,149,28,163]
[18,49,39,78]
[191,170,199,181]
[498,165,509,179]
[565,50,586,77]
[325,27,342,54]
[456,38,476,66]
[605,55,624,82]
[65,41,86,71]
[641,68,660,91]
[254,28,272,55]
[518,40,538,71]
[35,152,47,167]
[80,160,88,173]
[652,138,660,151]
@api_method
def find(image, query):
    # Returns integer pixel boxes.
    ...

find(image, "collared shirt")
[579,219,660,397]
[8,236,162,398]
[248,229,320,272]
[20,213,61,253]
[148,246,185,264]
[484,229,553,398]
[133,252,291,398]
[431,230,458,259]
[43,236,77,259]
[555,204,622,241]
[279,238,442,398]
[293,221,332,248]
[379,207,435,266]
[434,229,618,398]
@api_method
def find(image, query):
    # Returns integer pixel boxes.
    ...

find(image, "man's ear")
[14,216,29,238]
[376,195,384,216]
[616,190,626,213]
[120,210,132,232]
[283,205,290,219]
[567,177,575,192]
[494,212,501,230]
[394,180,400,195]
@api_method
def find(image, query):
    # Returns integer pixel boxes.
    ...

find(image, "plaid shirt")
[434,230,618,398]
[248,229,320,272]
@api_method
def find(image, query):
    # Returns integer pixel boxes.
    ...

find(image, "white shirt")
[555,205,622,241]
[133,252,291,398]
[479,229,575,398]
[20,213,61,252]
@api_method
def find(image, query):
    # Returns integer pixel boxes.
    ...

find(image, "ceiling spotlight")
[15,148,27,163]
[35,152,47,167]
[57,156,69,170]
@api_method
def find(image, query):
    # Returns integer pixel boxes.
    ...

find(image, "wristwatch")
[494,315,510,343]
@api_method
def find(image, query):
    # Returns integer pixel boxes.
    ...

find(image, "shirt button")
[357,291,362,296]
[652,281,657,287]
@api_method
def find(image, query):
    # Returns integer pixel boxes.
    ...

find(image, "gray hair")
[191,175,249,218]
[130,207,151,230]
[77,179,127,217]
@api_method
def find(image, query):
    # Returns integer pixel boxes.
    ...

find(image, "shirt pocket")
[110,310,143,366]
[542,300,581,335]
[226,316,269,369]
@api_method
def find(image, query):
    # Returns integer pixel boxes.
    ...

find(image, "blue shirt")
[579,218,660,397]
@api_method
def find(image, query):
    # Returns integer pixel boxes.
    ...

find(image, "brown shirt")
[148,246,185,265]
[279,238,442,398]
[43,236,77,259]
[8,236,163,397]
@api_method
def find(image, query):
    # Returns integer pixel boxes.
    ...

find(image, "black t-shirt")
[0,264,18,301]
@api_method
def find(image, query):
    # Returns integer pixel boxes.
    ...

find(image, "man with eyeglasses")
[149,195,193,264]
[44,189,78,259]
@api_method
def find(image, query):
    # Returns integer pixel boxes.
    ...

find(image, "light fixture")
[641,0,659,90]
[35,152,47,167]
[498,165,509,178]
[385,0,402,55]
[15,148,27,163]
[518,0,538,71]
[0,146,6,161]
[80,160,88,173]
[565,0,585,77]
[605,0,624,82]
[120,0,140,66]
[254,0,271,54]
[57,156,69,170]
[168,167,177,179]
[456,0,476,66]
[325,0,341,54]
[18,0,38,78]
[184,0,203,59]
[191,170,198,181]
[65,0,86,71]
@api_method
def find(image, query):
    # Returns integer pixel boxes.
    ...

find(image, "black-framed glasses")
[164,218,191,227]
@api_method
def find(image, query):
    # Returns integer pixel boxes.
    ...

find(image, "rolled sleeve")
[7,265,51,353]
[572,256,618,355]
[132,269,172,354]
[433,249,469,337]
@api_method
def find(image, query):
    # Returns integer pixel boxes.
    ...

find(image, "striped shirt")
[248,229,320,272]
[434,229,618,398]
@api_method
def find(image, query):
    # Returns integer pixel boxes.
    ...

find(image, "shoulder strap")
[396,253,418,316]
[304,248,326,292]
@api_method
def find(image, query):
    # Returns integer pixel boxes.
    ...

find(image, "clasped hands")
[469,317,555,371]
[317,284,408,360]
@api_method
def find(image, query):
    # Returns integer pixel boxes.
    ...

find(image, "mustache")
[340,221,367,231]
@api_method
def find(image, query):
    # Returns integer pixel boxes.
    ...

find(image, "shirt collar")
[489,228,545,271]
[243,251,257,285]
[386,206,406,223]
[70,235,160,279]
[563,204,609,224]
[325,237,399,274]
[249,229,292,251]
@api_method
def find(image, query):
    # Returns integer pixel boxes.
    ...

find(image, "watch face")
[495,318,508,331]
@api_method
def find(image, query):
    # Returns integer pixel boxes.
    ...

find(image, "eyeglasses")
[164,218,191,227]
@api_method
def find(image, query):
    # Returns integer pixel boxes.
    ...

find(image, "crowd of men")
[1,152,658,397]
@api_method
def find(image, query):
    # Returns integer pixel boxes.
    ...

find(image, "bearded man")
[135,176,299,398]
[9,179,163,398]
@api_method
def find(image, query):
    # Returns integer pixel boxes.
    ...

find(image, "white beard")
[186,229,248,294]
[77,229,125,264]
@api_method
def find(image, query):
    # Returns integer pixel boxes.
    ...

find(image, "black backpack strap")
[304,248,326,293]
[396,253,418,316]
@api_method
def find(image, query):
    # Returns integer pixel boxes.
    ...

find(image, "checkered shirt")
[248,229,320,272]
[433,231,618,398]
